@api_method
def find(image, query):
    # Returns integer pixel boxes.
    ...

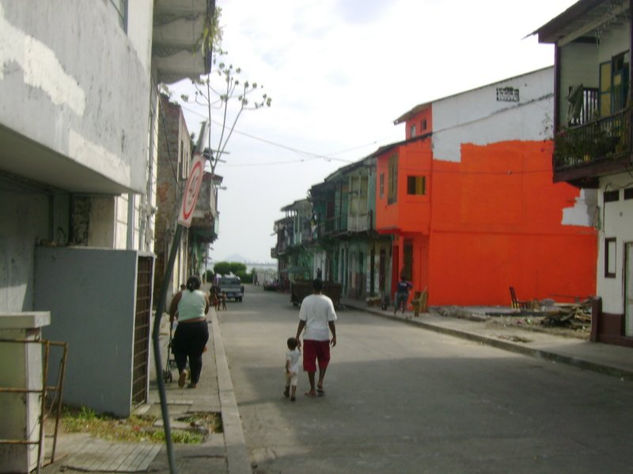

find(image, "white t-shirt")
[286,348,301,374]
[299,293,337,341]
[177,290,207,321]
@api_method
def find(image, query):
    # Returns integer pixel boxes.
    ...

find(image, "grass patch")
[60,406,220,444]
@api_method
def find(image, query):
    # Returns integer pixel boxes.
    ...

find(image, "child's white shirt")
[286,348,301,374]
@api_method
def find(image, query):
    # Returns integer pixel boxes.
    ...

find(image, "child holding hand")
[284,337,301,402]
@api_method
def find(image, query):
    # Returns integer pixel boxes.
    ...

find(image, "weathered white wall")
[127,0,154,76]
[433,68,554,162]
[0,187,51,311]
[597,172,633,315]
[562,189,598,227]
[88,197,116,248]
[0,0,151,192]
[116,195,131,250]
[597,23,629,64]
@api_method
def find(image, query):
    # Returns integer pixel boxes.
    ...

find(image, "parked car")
[219,276,244,302]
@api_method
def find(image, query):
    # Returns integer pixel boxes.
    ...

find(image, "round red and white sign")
[178,155,205,227]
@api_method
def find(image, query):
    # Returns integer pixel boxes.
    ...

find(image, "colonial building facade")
[537,0,633,347]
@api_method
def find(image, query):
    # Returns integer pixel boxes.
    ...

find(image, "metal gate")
[132,256,153,405]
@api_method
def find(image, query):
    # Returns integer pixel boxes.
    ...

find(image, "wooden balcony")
[553,108,632,187]
[317,211,373,238]
[348,211,373,233]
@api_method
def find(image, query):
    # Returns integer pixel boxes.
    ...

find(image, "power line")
[179,103,367,164]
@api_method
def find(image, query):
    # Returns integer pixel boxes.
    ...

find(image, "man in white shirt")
[295,279,337,397]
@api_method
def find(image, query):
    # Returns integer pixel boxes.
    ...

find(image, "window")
[407,176,426,195]
[379,173,385,199]
[388,155,398,204]
[599,51,630,116]
[422,119,427,131]
[624,188,633,200]
[605,238,617,278]
[604,190,620,202]
[410,124,416,138]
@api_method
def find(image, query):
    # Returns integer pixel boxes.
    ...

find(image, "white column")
[0,312,51,473]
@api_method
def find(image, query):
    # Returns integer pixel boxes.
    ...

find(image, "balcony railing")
[567,87,598,127]
[316,211,373,238]
[319,215,345,236]
[347,211,373,232]
[554,108,631,172]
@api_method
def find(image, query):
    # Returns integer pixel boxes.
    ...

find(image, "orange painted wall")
[427,140,597,305]
[392,233,430,300]
[404,108,432,140]
[375,138,433,234]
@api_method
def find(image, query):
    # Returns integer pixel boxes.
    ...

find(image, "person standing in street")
[394,275,413,314]
[295,278,337,398]
[169,276,210,388]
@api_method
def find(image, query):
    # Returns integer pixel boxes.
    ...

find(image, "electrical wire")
[179,103,368,164]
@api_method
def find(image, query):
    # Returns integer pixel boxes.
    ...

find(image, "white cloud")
[172,0,577,263]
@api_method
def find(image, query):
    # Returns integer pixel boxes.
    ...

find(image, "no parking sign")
[177,154,205,228]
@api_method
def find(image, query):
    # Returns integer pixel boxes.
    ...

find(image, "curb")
[346,303,633,381]
[211,310,252,474]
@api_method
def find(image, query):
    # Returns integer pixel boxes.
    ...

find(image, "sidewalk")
[42,307,251,474]
[342,297,633,381]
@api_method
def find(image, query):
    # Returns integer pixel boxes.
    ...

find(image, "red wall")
[404,108,432,140]
[427,140,596,305]
[375,134,596,306]
[375,139,432,234]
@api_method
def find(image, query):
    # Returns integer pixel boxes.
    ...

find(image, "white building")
[537,0,633,347]
[0,0,214,415]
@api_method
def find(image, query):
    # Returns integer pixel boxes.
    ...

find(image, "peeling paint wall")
[378,68,597,306]
[433,68,554,162]
[0,180,70,311]
[0,0,151,192]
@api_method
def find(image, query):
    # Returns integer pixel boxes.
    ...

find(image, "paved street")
[220,286,633,474]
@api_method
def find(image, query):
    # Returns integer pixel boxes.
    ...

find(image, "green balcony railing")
[554,108,631,171]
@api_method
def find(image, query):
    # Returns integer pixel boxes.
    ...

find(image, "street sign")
[177,154,205,228]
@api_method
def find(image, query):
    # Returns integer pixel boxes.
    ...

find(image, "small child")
[284,337,301,402]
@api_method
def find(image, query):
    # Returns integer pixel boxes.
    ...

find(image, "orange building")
[375,68,597,306]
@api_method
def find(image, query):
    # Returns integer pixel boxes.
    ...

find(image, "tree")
[179,50,272,173]
[213,261,247,276]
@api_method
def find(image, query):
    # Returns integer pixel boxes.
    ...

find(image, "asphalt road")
[219,285,633,474]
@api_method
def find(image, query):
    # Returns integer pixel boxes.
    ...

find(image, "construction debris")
[540,301,592,330]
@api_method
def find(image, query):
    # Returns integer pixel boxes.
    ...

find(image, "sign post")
[178,155,205,227]
[152,153,206,473]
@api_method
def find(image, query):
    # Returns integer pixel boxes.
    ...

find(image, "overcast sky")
[169,0,577,264]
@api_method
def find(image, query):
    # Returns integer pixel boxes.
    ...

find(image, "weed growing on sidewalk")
[59,406,221,444]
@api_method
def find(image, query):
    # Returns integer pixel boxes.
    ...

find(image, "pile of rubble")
[540,301,592,330]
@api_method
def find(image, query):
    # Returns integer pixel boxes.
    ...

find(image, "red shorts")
[302,339,330,372]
